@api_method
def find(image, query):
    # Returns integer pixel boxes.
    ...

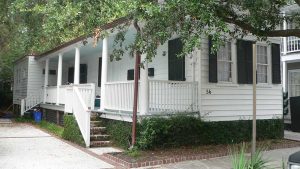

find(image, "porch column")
[283,12,287,55]
[100,37,108,110]
[140,54,149,115]
[283,61,288,93]
[56,53,63,105]
[74,47,80,85]
[43,59,49,103]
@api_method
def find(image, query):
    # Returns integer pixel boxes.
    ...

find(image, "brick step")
[90,121,102,127]
[90,127,106,134]
[90,116,98,121]
[90,141,111,147]
[90,134,110,141]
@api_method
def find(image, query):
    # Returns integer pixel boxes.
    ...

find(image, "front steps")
[90,113,111,147]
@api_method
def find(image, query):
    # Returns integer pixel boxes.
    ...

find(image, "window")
[217,42,232,82]
[257,45,268,83]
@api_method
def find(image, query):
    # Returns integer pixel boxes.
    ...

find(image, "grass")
[15,117,64,137]
[38,120,64,137]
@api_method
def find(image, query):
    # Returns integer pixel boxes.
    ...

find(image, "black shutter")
[68,67,74,83]
[237,40,253,84]
[168,38,185,81]
[98,58,102,87]
[208,37,218,83]
[272,43,281,84]
[127,69,134,80]
[80,64,87,84]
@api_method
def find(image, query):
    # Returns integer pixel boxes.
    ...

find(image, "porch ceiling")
[44,27,136,62]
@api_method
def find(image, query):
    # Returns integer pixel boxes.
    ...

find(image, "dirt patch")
[103,139,300,168]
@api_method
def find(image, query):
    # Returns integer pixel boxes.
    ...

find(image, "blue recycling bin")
[33,111,42,123]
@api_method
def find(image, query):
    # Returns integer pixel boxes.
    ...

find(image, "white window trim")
[256,43,270,85]
[216,40,235,84]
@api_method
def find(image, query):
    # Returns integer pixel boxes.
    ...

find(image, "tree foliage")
[1,0,300,81]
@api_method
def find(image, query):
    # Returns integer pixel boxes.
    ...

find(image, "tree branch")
[215,4,300,37]
[295,0,300,6]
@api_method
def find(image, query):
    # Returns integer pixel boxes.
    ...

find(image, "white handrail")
[21,89,43,116]
[72,87,90,147]
[63,84,95,147]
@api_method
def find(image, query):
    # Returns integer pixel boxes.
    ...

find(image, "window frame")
[256,44,270,84]
[217,41,234,83]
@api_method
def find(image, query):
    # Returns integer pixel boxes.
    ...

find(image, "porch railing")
[287,36,300,53]
[104,80,198,113]
[44,83,95,147]
[20,89,43,116]
[105,81,136,112]
[45,84,94,108]
[149,80,198,113]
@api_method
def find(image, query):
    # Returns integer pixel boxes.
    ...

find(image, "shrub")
[231,144,268,169]
[62,114,85,146]
[104,116,284,150]
[104,119,132,149]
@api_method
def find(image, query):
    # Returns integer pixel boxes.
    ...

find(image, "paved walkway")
[284,130,300,141]
[0,123,114,169]
[160,146,300,169]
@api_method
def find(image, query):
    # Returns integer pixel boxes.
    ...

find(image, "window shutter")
[168,38,185,81]
[208,37,218,83]
[68,67,74,83]
[98,58,102,87]
[272,43,281,84]
[237,40,253,84]
[80,64,88,84]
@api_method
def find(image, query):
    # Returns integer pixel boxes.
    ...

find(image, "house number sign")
[206,89,212,94]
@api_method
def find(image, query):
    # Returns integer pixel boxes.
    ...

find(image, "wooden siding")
[13,57,29,105]
[27,56,44,96]
[200,38,283,121]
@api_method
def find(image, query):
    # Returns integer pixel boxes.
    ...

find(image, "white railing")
[149,80,198,113]
[45,84,95,108]
[63,84,95,147]
[21,89,43,116]
[76,84,95,110]
[71,87,91,147]
[104,80,198,114]
[287,36,300,53]
[105,81,136,112]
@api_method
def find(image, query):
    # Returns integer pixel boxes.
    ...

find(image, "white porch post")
[283,61,288,93]
[140,54,149,115]
[283,12,287,55]
[100,37,108,110]
[56,53,63,105]
[43,59,49,103]
[74,47,80,85]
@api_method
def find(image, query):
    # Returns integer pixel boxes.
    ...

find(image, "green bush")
[104,116,283,150]
[104,119,132,149]
[62,114,85,146]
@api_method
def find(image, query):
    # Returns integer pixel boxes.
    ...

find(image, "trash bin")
[95,97,101,108]
[33,110,42,123]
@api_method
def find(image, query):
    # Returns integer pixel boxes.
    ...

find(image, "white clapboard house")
[281,4,300,127]
[13,18,283,147]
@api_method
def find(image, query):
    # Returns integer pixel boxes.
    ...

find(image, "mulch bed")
[102,139,300,168]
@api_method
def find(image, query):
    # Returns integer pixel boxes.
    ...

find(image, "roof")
[14,17,129,63]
